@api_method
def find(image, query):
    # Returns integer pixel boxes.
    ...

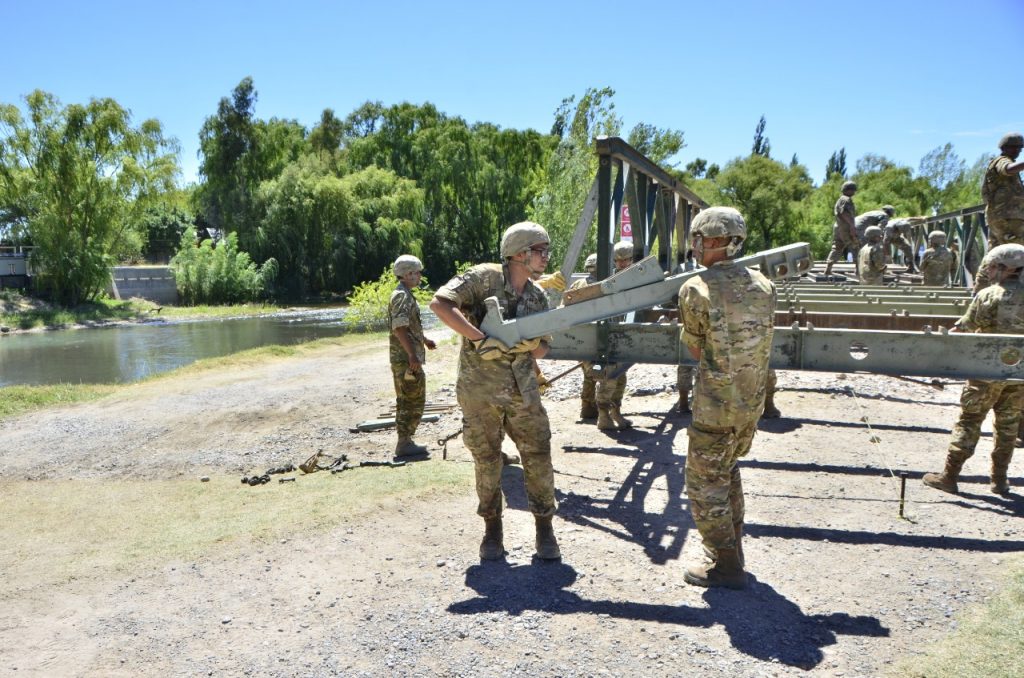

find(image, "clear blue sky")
[5,0,1023,186]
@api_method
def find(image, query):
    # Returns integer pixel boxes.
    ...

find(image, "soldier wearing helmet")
[854,205,894,241]
[430,221,561,562]
[882,215,921,273]
[678,207,776,590]
[388,255,437,457]
[977,133,1024,289]
[856,226,887,285]
[919,230,956,287]
[824,181,859,277]
[924,243,1024,497]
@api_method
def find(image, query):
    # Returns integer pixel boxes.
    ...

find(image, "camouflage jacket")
[956,277,1024,334]
[434,262,549,406]
[854,210,890,240]
[833,195,857,240]
[679,260,776,427]
[920,246,956,287]
[388,282,426,365]
[982,155,1024,221]
[884,218,913,240]
[857,242,887,284]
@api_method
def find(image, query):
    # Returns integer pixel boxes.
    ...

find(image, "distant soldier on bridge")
[919,231,956,286]
[824,181,859,277]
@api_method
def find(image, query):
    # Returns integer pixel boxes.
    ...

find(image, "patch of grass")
[0,383,119,419]
[0,461,473,598]
[889,563,1024,678]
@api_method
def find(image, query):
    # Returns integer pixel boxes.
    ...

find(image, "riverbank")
[1,332,1022,676]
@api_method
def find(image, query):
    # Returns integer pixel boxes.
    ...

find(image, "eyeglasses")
[529,246,551,257]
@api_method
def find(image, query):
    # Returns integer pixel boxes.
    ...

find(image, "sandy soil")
[1,332,1022,677]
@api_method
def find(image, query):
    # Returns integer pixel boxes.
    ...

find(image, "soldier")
[922,244,1024,496]
[883,216,919,273]
[854,205,894,242]
[568,253,599,420]
[857,226,887,285]
[388,255,437,457]
[679,207,776,589]
[594,241,636,430]
[919,230,956,287]
[982,132,1024,247]
[824,181,859,277]
[429,222,561,561]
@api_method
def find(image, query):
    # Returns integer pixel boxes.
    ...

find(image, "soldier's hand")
[509,337,542,354]
[537,371,550,395]
[472,336,511,360]
[424,338,437,350]
[537,271,566,293]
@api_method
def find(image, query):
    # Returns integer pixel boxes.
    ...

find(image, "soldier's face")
[614,257,632,272]
[1004,144,1023,160]
[399,270,423,288]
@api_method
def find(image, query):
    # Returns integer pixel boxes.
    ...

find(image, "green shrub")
[170,227,277,305]
[344,267,433,330]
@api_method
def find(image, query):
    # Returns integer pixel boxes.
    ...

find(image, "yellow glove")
[508,337,542,354]
[537,371,550,395]
[537,271,566,293]
[472,336,510,360]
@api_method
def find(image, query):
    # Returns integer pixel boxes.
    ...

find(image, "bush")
[170,227,277,305]
[344,267,433,330]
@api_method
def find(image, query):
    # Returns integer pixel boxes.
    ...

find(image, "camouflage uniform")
[825,193,858,264]
[568,274,598,415]
[982,154,1024,247]
[883,218,915,268]
[680,260,776,552]
[854,209,891,242]
[434,263,556,519]
[941,279,1024,482]
[920,245,956,287]
[388,281,427,441]
[857,240,887,285]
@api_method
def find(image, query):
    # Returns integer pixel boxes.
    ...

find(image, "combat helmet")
[928,230,946,246]
[864,226,883,241]
[613,241,634,261]
[983,243,1024,271]
[500,221,550,259]
[881,205,895,216]
[842,180,858,193]
[393,254,423,277]
[584,253,598,272]
[691,206,746,258]
[998,132,1024,149]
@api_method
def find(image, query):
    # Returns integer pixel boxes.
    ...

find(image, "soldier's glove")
[537,371,550,395]
[537,271,566,292]
[472,336,511,360]
[508,337,542,354]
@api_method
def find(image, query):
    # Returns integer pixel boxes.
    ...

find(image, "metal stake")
[899,472,908,517]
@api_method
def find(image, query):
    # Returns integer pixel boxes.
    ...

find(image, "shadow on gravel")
[777,417,950,434]
[554,410,689,565]
[781,386,958,407]
[448,563,888,670]
[748,522,1024,551]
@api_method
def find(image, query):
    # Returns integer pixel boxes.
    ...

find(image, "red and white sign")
[620,205,632,242]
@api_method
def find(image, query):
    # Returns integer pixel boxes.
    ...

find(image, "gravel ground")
[2,333,1023,677]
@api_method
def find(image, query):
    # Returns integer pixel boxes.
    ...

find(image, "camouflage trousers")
[946,379,1024,472]
[459,396,556,519]
[391,363,425,439]
[976,218,1024,290]
[596,365,628,407]
[826,231,857,264]
[581,362,597,410]
[685,418,759,551]
[678,365,695,393]
[883,235,914,267]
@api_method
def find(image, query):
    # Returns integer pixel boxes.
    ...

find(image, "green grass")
[0,383,119,419]
[889,564,1024,678]
[0,462,473,597]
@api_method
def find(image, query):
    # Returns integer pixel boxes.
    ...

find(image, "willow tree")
[0,90,178,305]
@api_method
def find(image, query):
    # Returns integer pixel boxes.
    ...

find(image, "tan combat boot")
[684,547,746,589]
[991,461,1011,495]
[761,391,781,419]
[823,261,834,277]
[580,400,598,420]
[609,405,633,429]
[676,388,691,414]
[922,459,963,494]
[702,524,745,568]
[596,406,617,431]
[395,437,429,457]
[534,515,561,560]
[479,517,504,560]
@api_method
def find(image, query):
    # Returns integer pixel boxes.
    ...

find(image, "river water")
[0,308,398,387]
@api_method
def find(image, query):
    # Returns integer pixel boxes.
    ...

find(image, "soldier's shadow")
[447,561,888,670]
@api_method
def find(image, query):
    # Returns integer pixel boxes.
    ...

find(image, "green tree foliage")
[714,154,812,251]
[170,226,277,305]
[919,143,971,213]
[0,91,178,305]
[134,201,195,264]
[752,115,771,158]
[825,148,847,181]
[627,123,684,166]
[685,158,708,179]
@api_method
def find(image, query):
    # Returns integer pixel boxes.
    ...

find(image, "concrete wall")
[109,266,178,305]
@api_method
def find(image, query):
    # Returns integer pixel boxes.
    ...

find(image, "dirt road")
[1,333,1022,676]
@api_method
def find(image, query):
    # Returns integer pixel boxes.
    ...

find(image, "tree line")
[0,80,987,306]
